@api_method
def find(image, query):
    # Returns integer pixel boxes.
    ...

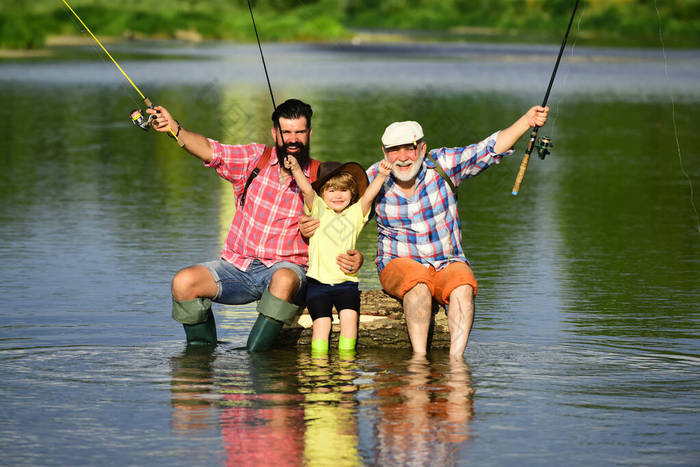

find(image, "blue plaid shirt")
[367,131,512,273]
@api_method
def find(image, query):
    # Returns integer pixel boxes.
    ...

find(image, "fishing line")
[550,0,585,131]
[511,0,580,196]
[247,0,277,111]
[62,10,143,121]
[653,0,699,233]
[60,0,182,145]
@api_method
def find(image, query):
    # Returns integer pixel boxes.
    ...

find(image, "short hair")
[272,99,313,128]
[320,172,359,204]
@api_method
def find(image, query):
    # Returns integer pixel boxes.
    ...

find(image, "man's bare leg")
[171,266,219,345]
[171,265,218,301]
[403,283,432,355]
[447,285,474,358]
[268,268,300,301]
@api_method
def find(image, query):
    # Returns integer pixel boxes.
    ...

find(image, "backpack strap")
[240,146,273,208]
[425,152,458,197]
[309,158,321,183]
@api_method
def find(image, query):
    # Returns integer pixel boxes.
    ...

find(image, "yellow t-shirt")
[306,196,369,284]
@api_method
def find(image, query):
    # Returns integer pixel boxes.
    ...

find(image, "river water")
[1,41,699,465]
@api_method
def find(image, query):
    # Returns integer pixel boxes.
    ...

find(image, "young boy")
[285,156,392,354]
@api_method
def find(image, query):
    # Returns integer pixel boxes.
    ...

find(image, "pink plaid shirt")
[205,140,312,269]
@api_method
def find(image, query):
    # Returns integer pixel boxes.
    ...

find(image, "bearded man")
[149,99,362,350]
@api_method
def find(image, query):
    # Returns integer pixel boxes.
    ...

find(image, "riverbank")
[1,1,699,50]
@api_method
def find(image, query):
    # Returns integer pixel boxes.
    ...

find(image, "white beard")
[391,154,425,182]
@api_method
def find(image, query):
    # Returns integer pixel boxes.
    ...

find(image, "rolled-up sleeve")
[434,131,514,183]
[204,140,263,185]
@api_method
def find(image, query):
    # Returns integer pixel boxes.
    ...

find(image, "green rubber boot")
[246,289,300,352]
[311,339,329,355]
[338,335,357,351]
[172,297,218,345]
[338,335,357,357]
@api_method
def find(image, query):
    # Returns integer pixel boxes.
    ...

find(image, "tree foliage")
[1,0,698,49]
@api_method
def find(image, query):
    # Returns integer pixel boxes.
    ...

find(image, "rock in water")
[276,290,450,349]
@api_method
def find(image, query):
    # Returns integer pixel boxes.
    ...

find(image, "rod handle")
[511,153,531,195]
[511,129,538,195]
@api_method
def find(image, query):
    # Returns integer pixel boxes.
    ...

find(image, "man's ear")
[270,126,277,144]
[381,146,388,158]
[419,141,427,156]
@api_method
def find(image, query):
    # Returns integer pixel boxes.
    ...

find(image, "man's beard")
[277,141,310,168]
[391,153,424,182]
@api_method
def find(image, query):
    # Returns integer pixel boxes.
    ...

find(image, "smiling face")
[383,141,426,183]
[322,187,352,213]
[320,172,358,213]
[272,116,311,167]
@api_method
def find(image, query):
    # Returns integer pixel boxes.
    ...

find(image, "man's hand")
[298,214,320,239]
[526,105,549,128]
[337,249,363,274]
[146,106,177,133]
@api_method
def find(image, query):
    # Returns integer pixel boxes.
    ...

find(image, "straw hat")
[311,161,369,197]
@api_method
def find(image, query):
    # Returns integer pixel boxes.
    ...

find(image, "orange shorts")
[379,258,478,305]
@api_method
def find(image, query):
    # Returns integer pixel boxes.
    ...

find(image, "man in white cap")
[368,105,549,358]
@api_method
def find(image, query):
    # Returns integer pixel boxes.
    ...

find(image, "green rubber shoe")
[183,312,217,345]
[246,314,283,352]
[172,297,217,345]
[338,335,357,351]
[311,339,329,354]
[246,289,300,352]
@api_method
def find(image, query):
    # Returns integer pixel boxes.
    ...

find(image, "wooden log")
[276,289,450,349]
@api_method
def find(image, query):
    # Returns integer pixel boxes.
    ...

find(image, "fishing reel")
[536,136,553,160]
[130,108,153,131]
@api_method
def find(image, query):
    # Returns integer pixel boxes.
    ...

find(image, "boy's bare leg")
[312,317,332,342]
[339,309,358,339]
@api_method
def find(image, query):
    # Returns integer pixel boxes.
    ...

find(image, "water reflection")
[299,353,361,466]
[169,349,474,465]
[373,355,474,465]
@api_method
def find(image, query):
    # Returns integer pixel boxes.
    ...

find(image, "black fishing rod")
[512,0,580,196]
[240,0,287,211]
[61,0,184,147]
[248,0,278,111]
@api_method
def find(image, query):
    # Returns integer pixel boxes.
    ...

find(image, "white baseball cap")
[381,121,424,148]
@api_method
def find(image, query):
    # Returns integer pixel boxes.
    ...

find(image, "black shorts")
[306,278,361,321]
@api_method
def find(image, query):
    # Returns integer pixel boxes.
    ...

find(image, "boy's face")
[322,186,352,214]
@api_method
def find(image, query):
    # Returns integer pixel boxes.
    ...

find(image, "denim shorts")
[200,259,307,305]
[306,278,361,321]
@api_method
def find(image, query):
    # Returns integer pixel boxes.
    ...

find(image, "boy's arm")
[285,156,316,209]
[360,160,392,215]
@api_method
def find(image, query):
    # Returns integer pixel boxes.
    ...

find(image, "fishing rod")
[60,0,184,147]
[511,0,580,196]
[248,0,278,111]
[242,0,288,209]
